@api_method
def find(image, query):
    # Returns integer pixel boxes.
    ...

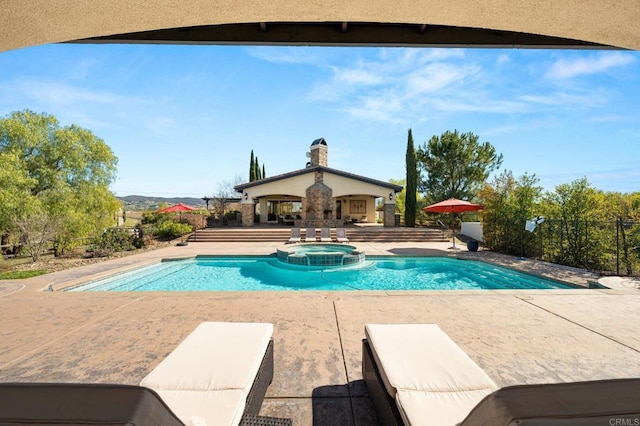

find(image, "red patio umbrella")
[423,198,484,249]
[157,203,195,245]
[157,203,195,213]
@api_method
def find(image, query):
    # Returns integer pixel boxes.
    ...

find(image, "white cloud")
[339,92,405,124]
[9,79,140,106]
[497,54,510,65]
[254,48,635,126]
[245,46,326,66]
[545,52,636,79]
[307,49,482,123]
[520,90,608,109]
[430,97,529,114]
[406,63,478,94]
[332,67,384,86]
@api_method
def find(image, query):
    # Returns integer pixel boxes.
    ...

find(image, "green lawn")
[0,270,46,279]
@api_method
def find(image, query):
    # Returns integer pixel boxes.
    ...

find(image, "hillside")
[118,195,206,211]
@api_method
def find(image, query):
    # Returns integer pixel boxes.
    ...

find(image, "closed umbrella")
[423,198,484,249]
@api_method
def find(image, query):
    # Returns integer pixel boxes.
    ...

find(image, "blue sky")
[0,44,638,197]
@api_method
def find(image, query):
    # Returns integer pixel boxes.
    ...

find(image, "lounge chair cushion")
[141,322,273,394]
[396,388,497,426]
[156,389,245,426]
[365,324,497,397]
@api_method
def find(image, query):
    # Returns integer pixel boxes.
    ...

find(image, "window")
[350,200,366,214]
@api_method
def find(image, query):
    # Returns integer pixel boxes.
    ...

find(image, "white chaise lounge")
[304,228,317,242]
[363,324,640,426]
[335,228,349,243]
[362,323,498,426]
[140,322,275,426]
[288,228,301,244]
[320,227,332,242]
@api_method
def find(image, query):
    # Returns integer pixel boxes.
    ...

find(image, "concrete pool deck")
[1,241,640,425]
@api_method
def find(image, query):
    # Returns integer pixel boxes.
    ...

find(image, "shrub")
[92,228,141,254]
[157,221,192,239]
[141,211,168,225]
[224,210,241,219]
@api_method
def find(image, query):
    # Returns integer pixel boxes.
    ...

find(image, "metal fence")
[485,219,640,277]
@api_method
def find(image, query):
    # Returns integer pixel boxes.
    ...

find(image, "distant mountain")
[118,195,206,211]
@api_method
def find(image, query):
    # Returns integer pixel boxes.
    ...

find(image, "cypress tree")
[262,164,266,179]
[254,155,262,180]
[405,129,418,227]
[249,150,256,181]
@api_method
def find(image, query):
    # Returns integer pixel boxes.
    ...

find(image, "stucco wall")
[245,174,312,198]
[2,1,638,52]
[461,222,484,242]
[323,173,395,200]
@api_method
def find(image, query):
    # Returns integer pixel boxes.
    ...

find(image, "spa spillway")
[276,243,365,267]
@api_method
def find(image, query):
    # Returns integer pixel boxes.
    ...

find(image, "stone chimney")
[309,138,328,167]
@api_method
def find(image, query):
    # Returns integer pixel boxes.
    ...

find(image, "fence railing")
[484,218,639,276]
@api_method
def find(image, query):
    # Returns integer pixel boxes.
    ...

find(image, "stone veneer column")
[241,203,254,227]
[383,203,396,227]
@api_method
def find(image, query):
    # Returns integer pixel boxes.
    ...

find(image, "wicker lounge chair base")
[240,414,293,426]
[362,339,404,426]
[462,378,640,425]
[0,383,184,425]
[245,338,274,416]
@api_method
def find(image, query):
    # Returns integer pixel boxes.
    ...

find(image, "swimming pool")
[66,256,576,292]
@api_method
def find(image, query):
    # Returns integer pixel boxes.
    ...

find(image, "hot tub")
[276,243,365,267]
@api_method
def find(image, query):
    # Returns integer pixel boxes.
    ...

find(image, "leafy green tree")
[417,130,503,202]
[602,192,640,275]
[480,171,542,256]
[541,178,605,270]
[0,151,34,238]
[254,156,262,180]
[405,129,417,227]
[248,150,266,182]
[0,110,120,258]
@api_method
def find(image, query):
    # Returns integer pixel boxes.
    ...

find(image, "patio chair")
[336,228,349,243]
[140,322,288,426]
[320,227,332,242]
[288,227,301,243]
[304,227,317,242]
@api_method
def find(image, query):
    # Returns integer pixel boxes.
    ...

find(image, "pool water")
[66,256,575,292]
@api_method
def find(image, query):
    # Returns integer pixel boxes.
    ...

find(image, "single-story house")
[234,138,403,227]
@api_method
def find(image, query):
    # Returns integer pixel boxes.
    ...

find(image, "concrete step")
[189,227,448,243]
